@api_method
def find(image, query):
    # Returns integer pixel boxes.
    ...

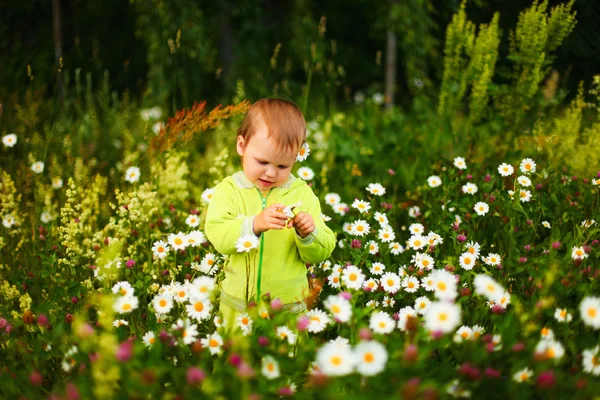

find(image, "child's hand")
[253,203,288,235]
[288,211,315,238]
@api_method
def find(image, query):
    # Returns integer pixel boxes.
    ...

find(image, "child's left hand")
[287,211,315,238]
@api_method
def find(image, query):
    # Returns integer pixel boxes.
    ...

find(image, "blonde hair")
[237,98,306,153]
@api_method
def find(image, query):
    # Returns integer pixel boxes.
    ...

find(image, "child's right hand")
[253,203,289,235]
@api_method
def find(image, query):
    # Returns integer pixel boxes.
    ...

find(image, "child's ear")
[236,135,245,156]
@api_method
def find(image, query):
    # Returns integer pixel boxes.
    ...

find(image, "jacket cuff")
[297,227,317,245]
[241,216,256,237]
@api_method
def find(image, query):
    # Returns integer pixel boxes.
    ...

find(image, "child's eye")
[278,165,288,170]
[257,160,268,165]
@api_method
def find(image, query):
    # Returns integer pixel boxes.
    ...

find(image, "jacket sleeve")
[205,181,256,255]
[295,188,336,264]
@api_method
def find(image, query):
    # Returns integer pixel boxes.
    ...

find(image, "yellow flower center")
[464,258,471,265]
[159,299,167,307]
[174,238,183,245]
[194,302,204,312]
[209,339,219,347]
[422,260,429,267]
[149,337,155,344]
[122,303,131,311]
[408,282,415,288]
[242,317,249,325]
[364,352,374,363]
[243,241,252,248]
[438,312,448,322]
[437,282,447,291]
[378,322,386,328]
[330,356,342,366]
[267,363,275,372]
[588,308,597,318]
[387,279,395,287]
[120,288,127,295]
[349,273,357,281]
[331,305,341,314]
[461,331,469,338]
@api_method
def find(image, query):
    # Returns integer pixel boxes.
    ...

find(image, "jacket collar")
[232,171,296,190]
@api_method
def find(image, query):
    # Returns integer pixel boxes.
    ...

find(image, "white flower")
[519,158,536,174]
[315,341,355,376]
[412,252,435,270]
[186,296,212,322]
[172,284,190,303]
[482,253,501,266]
[553,308,572,323]
[235,234,259,253]
[305,309,330,333]
[124,166,140,183]
[367,240,379,255]
[261,355,281,379]
[473,274,504,303]
[297,166,315,180]
[408,206,420,218]
[333,202,348,216]
[369,311,395,334]
[186,230,205,248]
[113,295,139,314]
[172,318,198,345]
[354,92,365,104]
[275,326,297,345]
[342,265,365,290]
[389,242,404,255]
[112,319,129,327]
[378,226,395,243]
[152,240,170,259]
[152,293,174,315]
[236,313,253,335]
[372,92,384,105]
[542,221,551,229]
[324,295,352,323]
[465,241,481,258]
[517,176,531,187]
[168,232,188,250]
[40,211,55,223]
[427,175,442,188]
[366,183,386,196]
[197,253,218,275]
[142,332,156,347]
[430,269,457,301]
[580,296,600,329]
[459,252,476,270]
[380,272,401,294]
[407,235,427,250]
[453,157,467,170]
[498,163,514,177]
[201,188,214,204]
[409,223,424,235]
[296,142,311,162]
[473,202,489,216]
[513,367,534,383]
[414,296,431,315]
[369,262,386,275]
[31,161,44,174]
[2,134,17,147]
[402,276,420,293]
[51,178,63,189]
[374,212,389,226]
[535,339,565,360]
[325,193,341,206]
[571,246,588,260]
[461,183,478,195]
[581,219,596,229]
[352,199,371,213]
[397,306,418,331]
[112,281,134,297]
[353,341,388,376]
[350,219,370,236]
[426,232,443,247]
[185,214,200,228]
[424,301,461,333]
[593,178,600,186]
[582,346,600,376]
[200,332,223,355]
[327,271,341,288]
[454,326,474,342]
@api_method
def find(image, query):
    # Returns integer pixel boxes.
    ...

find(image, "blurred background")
[1,0,599,114]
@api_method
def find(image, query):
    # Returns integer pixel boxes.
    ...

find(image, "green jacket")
[205,171,336,311]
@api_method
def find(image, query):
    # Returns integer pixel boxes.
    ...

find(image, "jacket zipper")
[255,187,272,301]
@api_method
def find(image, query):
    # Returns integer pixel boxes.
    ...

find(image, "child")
[205,98,336,329]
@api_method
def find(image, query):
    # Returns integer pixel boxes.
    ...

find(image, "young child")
[205,98,336,329]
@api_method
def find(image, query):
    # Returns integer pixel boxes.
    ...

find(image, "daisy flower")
[352,199,371,213]
[459,252,476,270]
[374,212,389,226]
[124,166,140,183]
[2,133,17,147]
[168,232,188,250]
[236,313,253,335]
[424,301,461,334]
[473,202,489,216]
[369,311,395,334]
[40,211,55,223]
[370,262,386,275]
[535,339,565,360]
[297,166,315,180]
[553,308,572,323]
[413,252,435,270]
[275,326,297,345]
[113,319,129,327]
[363,278,379,291]
[542,221,551,229]
[430,269,457,301]
[112,281,134,297]
[261,355,281,379]
[580,296,600,329]
[327,272,341,288]
[389,242,404,255]
[323,295,352,323]
[296,142,310,162]
[582,346,600,376]
[113,295,139,314]
[350,219,370,236]
[408,206,421,218]
[305,309,330,333]
[353,341,388,376]
[474,274,503,303]
[454,326,474,342]
[461,182,478,195]
[380,272,401,293]
[513,367,534,383]
[517,176,531,187]
[581,219,596,228]
[201,188,214,204]
[397,307,418,332]
[402,276,420,293]
[571,246,588,260]
[185,214,200,227]
[426,232,443,247]
[186,296,212,322]
[235,234,259,253]
[472,325,484,339]
[367,241,379,255]
[407,235,427,250]
[31,161,44,174]
[366,183,386,196]
[342,265,365,290]
[518,189,532,202]
[172,284,189,303]
[51,177,63,189]
[200,332,223,355]
[592,178,600,186]
[186,230,206,247]
[381,296,395,308]
[453,157,467,170]
[376,226,394,243]
[427,175,442,188]
[324,193,341,206]
[189,276,216,299]
[540,327,554,340]
[498,163,514,177]
[333,203,348,216]
[315,341,355,376]
[409,223,425,235]
[142,332,156,347]
[152,240,170,259]
[519,158,536,174]
[414,296,431,315]
[465,241,481,258]
[153,293,174,314]
[482,253,501,266]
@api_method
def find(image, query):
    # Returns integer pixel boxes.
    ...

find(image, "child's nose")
[265,165,276,177]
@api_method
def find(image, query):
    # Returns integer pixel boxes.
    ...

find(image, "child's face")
[237,125,297,194]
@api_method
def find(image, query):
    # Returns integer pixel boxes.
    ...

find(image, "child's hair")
[237,98,306,154]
